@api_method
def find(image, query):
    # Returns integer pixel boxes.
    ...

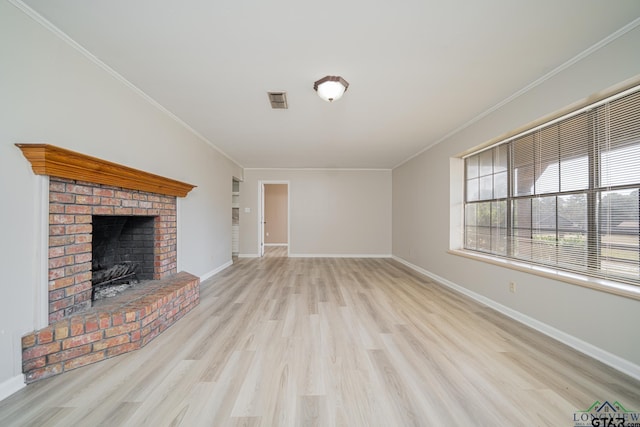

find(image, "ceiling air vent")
[268,91,288,109]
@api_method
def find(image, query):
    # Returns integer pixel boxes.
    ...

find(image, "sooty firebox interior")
[91,216,155,300]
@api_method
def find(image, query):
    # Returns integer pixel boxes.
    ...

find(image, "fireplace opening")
[91,215,156,300]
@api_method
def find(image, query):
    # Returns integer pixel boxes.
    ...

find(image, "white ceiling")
[20,0,640,169]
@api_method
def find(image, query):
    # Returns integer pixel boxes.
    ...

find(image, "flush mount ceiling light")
[313,76,349,102]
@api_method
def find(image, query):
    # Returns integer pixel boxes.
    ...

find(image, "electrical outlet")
[509,282,516,293]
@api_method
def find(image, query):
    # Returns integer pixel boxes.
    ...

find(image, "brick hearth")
[22,272,199,382]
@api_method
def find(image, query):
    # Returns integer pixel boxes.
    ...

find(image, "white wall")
[392,24,640,372]
[240,169,392,256]
[0,1,241,395]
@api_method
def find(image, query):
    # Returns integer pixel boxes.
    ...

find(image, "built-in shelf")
[232,180,240,256]
[16,144,196,197]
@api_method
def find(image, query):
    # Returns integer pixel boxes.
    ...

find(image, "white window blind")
[464,86,640,285]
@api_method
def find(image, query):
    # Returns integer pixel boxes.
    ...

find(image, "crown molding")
[243,167,392,172]
[393,16,640,170]
[7,0,243,170]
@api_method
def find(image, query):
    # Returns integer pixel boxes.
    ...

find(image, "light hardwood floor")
[1,257,639,426]
[264,246,288,258]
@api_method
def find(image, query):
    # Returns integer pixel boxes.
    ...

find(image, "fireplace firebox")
[91,215,156,300]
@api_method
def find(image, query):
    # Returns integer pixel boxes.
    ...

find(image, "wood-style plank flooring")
[263,245,288,258]
[1,254,639,426]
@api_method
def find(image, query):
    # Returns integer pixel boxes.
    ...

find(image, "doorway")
[232,179,240,260]
[259,181,289,257]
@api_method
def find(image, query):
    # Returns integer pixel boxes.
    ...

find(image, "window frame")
[458,83,640,299]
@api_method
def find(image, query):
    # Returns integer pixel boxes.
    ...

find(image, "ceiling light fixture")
[313,76,349,102]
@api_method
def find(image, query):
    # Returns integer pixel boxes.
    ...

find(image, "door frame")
[258,180,290,257]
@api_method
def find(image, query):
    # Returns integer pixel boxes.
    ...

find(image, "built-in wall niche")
[232,179,240,257]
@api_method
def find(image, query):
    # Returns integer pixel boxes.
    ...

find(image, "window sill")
[447,249,640,301]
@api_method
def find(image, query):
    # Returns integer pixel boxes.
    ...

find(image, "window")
[464,86,640,286]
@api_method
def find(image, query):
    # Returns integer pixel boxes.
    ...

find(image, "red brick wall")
[48,178,177,323]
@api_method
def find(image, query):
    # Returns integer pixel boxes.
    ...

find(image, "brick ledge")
[22,272,200,383]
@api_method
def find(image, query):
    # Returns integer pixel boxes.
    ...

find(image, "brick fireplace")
[47,177,178,322]
[17,144,199,382]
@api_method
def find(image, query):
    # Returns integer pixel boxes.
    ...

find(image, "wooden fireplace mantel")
[16,144,196,197]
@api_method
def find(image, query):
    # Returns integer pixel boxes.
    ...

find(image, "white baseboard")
[288,253,392,258]
[200,260,233,282]
[238,254,260,258]
[0,374,25,402]
[264,243,288,247]
[392,256,640,382]
[240,253,391,259]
